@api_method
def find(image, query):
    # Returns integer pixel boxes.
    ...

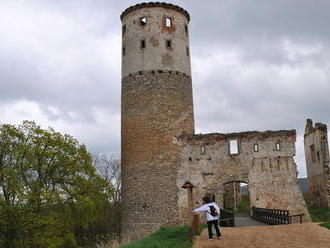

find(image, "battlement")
[179,130,295,142]
[123,70,191,79]
[121,2,190,22]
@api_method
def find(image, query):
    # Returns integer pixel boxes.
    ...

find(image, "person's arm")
[193,204,207,213]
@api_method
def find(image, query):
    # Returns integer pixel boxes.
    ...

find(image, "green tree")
[0,121,112,248]
[92,154,121,239]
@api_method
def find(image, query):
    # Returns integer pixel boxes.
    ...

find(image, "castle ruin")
[304,119,330,208]
[120,2,310,240]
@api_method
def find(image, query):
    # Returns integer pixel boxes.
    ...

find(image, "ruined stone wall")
[304,119,330,208]
[176,130,310,223]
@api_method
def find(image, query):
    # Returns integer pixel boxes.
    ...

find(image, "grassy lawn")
[308,207,330,222]
[224,196,251,215]
[120,226,193,248]
[303,192,330,229]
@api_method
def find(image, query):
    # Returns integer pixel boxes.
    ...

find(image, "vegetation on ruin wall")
[119,226,193,248]
[0,121,120,248]
[303,193,330,229]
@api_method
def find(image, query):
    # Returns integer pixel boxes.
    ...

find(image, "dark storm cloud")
[0,0,120,119]
[0,0,329,176]
[0,0,122,155]
[184,0,330,177]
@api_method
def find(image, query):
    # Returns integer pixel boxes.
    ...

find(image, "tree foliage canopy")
[0,121,114,248]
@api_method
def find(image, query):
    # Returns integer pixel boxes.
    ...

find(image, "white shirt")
[193,202,220,221]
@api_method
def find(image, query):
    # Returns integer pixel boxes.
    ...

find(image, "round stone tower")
[121,2,195,239]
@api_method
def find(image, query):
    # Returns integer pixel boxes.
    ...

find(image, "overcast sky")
[1,0,330,178]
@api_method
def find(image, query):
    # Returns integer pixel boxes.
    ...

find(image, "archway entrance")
[223,181,250,215]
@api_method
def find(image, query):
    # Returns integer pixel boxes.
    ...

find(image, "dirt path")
[193,223,330,248]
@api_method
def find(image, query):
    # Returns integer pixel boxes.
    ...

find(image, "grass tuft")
[95,234,129,248]
[120,226,193,248]
[320,222,330,229]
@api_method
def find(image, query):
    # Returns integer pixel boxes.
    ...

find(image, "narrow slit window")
[310,145,316,162]
[122,25,126,35]
[122,46,125,56]
[140,17,147,25]
[229,140,239,155]
[166,39,171,48]
[186,46,189,56]
[254,144,259,152]
[141,40,146,48]
[317,151,320,162]
[201,146,205,154]
[276,142,280,151]
[185,24,188,33]
[166,17,172,27]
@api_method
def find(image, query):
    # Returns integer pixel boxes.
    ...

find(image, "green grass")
[120,226,193,248]
[320,222,330,229]
[224,196,251,215]
[303,192,330,229]
[308,207,330,222]
[236,196,251,215]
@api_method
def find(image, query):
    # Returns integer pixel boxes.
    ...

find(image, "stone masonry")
[304,119,330,208]
[121,3,194,240]
[120,2,310,240]
[176,131,310,224]
[121,71,194,239]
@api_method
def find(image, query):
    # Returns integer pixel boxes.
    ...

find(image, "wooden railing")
[219,209,235,227]
[289,214,305,224]
[252,207,304,225]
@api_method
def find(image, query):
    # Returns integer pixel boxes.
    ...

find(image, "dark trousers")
[207,219,221,239]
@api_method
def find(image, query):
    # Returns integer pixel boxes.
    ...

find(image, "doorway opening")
[223,181,250,215]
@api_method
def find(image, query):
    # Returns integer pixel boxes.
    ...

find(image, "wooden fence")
[219,209,235,227]
[252,207,304,225]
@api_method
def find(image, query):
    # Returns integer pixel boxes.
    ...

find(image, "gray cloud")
[1,0,329,177]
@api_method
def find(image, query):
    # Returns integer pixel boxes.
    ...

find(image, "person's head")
[202,196,211,204]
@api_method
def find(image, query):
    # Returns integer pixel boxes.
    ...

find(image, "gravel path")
[193,223,330,248]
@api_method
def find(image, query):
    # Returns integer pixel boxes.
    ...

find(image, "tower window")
[276,142,281,151]
[122,46,125,56]
[201,146,205,154]
[122,25,126,35]
[254,143,259,152]
[185,24,188,34]
[140,17,147,25]
[310,145,316,162]
[165,17,172,27]
[141,40,146,48]
[166,39,171,48]
[186,46,189,56]
[229,140,239,155]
